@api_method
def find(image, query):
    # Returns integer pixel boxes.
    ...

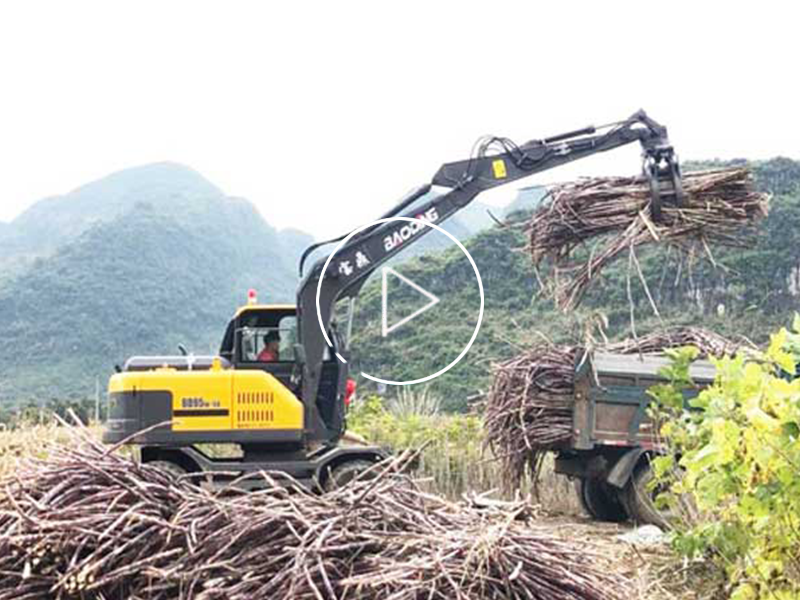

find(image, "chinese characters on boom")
[338,250,371,277]
[335,208,440,279]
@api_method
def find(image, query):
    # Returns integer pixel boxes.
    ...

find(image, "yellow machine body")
[104,303,307,446]
[101,300,388,489]
[108,366,303,433]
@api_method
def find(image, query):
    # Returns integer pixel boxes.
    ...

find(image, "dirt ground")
[539,516,725,600]
[525,463,721,600]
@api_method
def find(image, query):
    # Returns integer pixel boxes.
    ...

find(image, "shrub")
[650,320,800,599]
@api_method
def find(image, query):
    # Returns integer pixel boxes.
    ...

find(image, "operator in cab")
[258,330,280,362]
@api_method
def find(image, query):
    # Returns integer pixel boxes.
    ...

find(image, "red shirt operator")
[258,332,280,362]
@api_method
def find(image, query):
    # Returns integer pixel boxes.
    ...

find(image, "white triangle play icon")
[381,267,440,337]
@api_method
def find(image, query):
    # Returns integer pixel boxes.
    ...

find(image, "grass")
[0,424,74,477]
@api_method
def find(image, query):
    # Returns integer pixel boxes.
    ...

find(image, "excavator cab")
[217,291,348,434]
[103,290,382,490]
[218,300,301,391]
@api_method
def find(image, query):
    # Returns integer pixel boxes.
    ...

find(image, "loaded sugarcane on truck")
[103,110,686,493]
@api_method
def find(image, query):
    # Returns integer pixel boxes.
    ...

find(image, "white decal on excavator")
[181,397,221,408]
[355,251,370,269]
[338,260,354,276]
[383,208,440,252]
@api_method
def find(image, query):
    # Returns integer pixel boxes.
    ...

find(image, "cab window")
[236,310,298,363]
[235,309,333,364]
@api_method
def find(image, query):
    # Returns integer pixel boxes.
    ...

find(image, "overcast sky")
[0,1,797,238]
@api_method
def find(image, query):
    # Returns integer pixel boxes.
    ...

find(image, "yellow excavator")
[103,109,684,489]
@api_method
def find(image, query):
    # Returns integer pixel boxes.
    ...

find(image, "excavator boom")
[297,109,682,442]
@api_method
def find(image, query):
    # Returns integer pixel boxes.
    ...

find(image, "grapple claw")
[644,147,684,222]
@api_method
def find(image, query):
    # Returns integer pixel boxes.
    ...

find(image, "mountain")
[446,200,497,235]
[0,223,14,284]
[0,164,312,401]
[277,228,315,277]
[0,163,223,257]
[0,163,313,288]
[504,186,547,218]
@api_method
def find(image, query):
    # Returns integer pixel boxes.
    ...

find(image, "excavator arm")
[295,109,682,442]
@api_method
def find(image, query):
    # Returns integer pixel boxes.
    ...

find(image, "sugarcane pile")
[527,167,769,310]
[0,431,626,600]
[484,327,746,485]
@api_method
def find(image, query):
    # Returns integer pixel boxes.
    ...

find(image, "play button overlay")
[381,267,440,337]
[315,215,484,386]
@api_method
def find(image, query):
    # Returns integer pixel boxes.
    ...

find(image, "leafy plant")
[386,386,442,418]
[649,320,800,599]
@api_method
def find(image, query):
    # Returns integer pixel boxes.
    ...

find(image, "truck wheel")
[323,459,377,491]
[576,478,628,523]
[575,479,596,517]
[622,463,672,528]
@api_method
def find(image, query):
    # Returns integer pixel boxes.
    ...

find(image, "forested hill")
[1,163,223,257]
[0,163,311,401]
[347,158,800,410]
[0,163,312,287]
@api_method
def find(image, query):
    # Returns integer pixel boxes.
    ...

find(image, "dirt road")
[539,516,721,600]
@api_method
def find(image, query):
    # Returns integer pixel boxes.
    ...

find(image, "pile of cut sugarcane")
[0,430,625,600]
[527,167,769,310]
[484,327,746,485]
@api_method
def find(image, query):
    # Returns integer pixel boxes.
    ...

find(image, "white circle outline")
[315,216,484,386]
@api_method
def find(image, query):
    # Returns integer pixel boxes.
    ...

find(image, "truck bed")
[571,352,716,451]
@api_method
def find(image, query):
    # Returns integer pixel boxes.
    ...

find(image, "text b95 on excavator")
[103,109,684,490]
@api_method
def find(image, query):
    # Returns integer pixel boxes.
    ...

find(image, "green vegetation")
[649,322,800,599]
[0,398,101,428]
[346,391,580,511]
[347,393,490,498]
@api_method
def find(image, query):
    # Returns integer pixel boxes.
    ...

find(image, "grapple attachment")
[644,146,684,222]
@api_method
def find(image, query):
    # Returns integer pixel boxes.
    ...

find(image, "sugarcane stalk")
[526,167,769,310]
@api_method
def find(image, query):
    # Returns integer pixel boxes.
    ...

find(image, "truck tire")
[576,478,628,523]
[323,459,377,491]
[622,462,671,528]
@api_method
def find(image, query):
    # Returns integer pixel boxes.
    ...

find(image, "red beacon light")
[344,378,357,406]
[247,288,258,305]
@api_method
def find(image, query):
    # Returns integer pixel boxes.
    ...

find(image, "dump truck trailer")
[554,352,716,526]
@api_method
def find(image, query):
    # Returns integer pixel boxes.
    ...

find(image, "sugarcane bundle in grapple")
[0,430,627,600]
[527,167,770,310]
[484,327,748,526]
